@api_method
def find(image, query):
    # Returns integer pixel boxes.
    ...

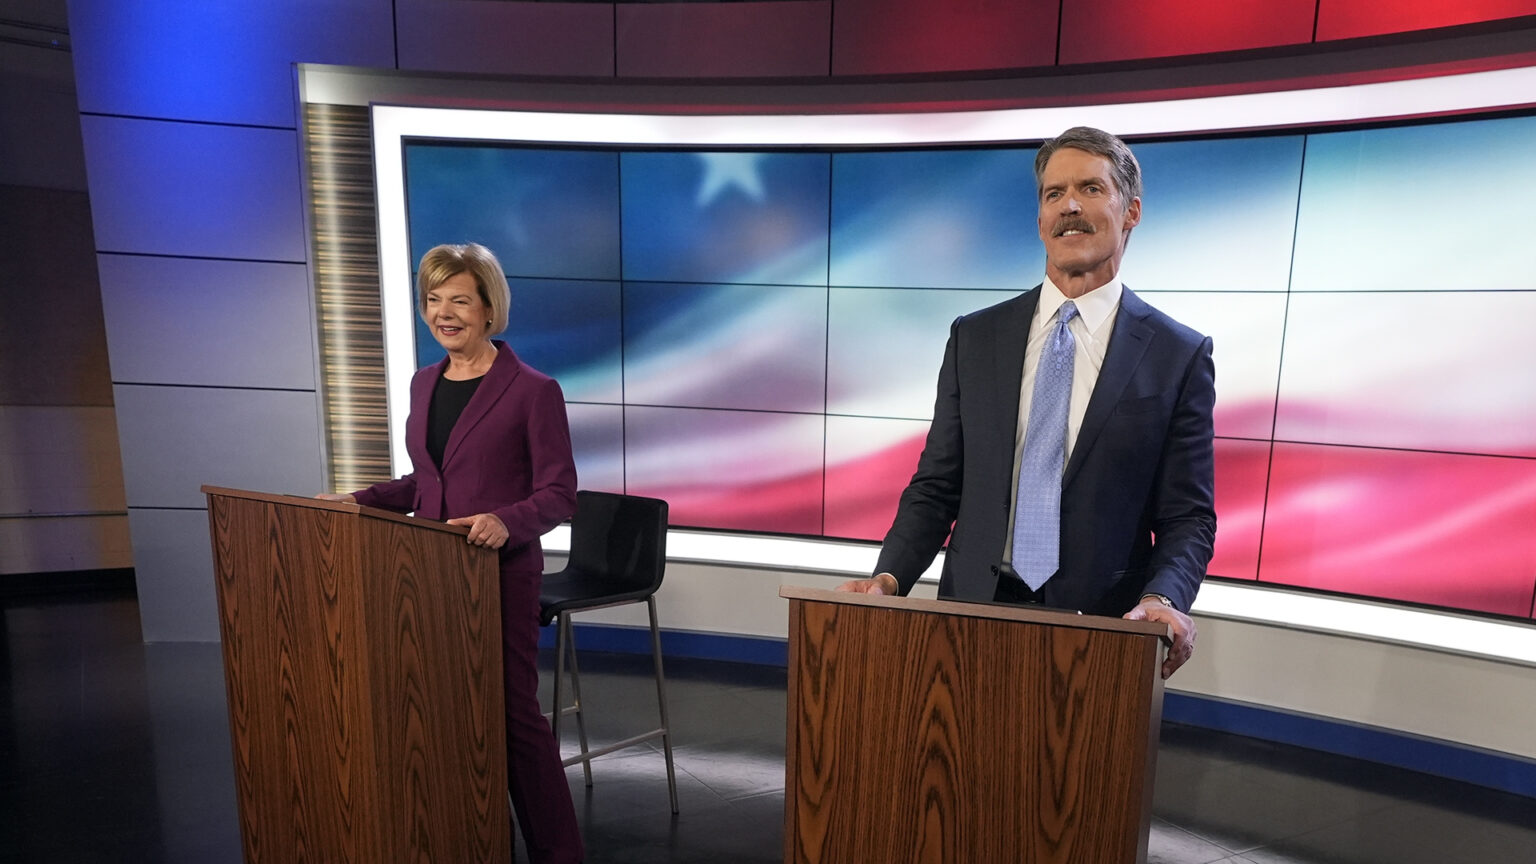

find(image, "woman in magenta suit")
[320,243,583,863]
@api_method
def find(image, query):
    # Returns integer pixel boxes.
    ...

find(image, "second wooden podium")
[204,486,511,864]
[782,586,1171,864]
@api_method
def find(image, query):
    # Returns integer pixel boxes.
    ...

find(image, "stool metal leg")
[550,613,568,748]
[648,596,679,814]
[544,595,678,811]
[562,614,594,786]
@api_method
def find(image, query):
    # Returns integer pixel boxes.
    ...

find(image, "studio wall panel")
[0,186,112,406]
[67,0,394,128]
[140,643,241,857]
[1208,437,1270,582]
[830,0,1058,76]
[1140,292,1287,442]
[620,150,830,285]
[1059,0,1317,64]
[623,282,828,414]
[405,144,621,280]
[616,1,831,78]
[395,0,614,77]
[1179,616,1536,761]
[829,148,1041,291]
[128,507,221,642]
[97,255,316,390]
[80,116,307,262]
[1258,443,1536,617]
[1120,135,1305,295]
[1316,0,1536,41]
[826,287,1013,421]
[565,403,625,495]
[0,514,132,574]
[0,406,126,516]
[823,416,929,541]
[113,385,323,510]
[501,279,622,405]
[624,406,824,535]
[0,50,89,191]
[1275,291,1536,458]
[1290,116,1536,294]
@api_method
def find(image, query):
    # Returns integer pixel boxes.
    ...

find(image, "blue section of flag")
[405,143,620,280]
[831,147,1042,290]
[620,151,831,285]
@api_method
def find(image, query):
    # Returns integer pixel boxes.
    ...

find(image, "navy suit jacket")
[874,286,1216,615]
[353,341,578,576]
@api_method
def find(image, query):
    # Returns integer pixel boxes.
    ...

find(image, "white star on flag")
[696,153,767,207]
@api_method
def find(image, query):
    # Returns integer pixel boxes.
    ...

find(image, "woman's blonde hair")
[416,243,511,335]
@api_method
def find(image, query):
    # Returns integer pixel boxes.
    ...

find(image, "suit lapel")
[1064,288,1154,488]
[992,289,1038,446]
[441,341,521,468]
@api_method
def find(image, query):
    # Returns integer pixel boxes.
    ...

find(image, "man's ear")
[1124,196,1142,230]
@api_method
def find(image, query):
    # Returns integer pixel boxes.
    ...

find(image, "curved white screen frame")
[370,64,1536,665]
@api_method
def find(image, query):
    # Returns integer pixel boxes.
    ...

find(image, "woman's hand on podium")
[315,493,356,503]
[447,512,509,549]
[835,572,899,595]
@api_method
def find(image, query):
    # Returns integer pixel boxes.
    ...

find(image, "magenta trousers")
[501,565,583,864]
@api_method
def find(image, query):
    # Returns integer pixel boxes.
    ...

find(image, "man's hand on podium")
[447,512,509,549]
[835,572,899,595]
[1124,597,1197,680]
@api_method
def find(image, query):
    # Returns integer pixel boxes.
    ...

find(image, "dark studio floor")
[2,589,1534,863]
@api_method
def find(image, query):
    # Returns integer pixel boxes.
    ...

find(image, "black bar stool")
[539,491,678,813]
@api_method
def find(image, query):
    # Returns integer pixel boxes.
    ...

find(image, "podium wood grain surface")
[204,486,511,864]
[782,586,1168,864]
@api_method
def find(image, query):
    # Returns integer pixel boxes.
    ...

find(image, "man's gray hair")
[1034,126,1143,205]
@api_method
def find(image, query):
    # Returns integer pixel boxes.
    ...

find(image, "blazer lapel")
[441,341,521,468]
[407,357,446,461]
[1064,288,1154,488]
[992,288,1038,446]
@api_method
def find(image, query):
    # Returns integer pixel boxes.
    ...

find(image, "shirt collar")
[1039,274,1122,332]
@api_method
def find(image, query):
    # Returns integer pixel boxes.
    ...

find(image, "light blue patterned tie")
[1012,300,1078,591]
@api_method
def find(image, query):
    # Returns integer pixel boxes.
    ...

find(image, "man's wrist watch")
[1142,593,1174,609]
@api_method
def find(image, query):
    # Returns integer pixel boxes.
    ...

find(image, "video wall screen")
[398,112,1536,621]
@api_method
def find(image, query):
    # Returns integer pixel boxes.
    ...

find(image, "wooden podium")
[781,586,1171,864]
[203,486,512,864]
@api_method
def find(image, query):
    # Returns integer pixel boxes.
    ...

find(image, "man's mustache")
[1051,218,1095,237]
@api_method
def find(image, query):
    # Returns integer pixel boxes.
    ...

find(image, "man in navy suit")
[840,127,1214,679]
